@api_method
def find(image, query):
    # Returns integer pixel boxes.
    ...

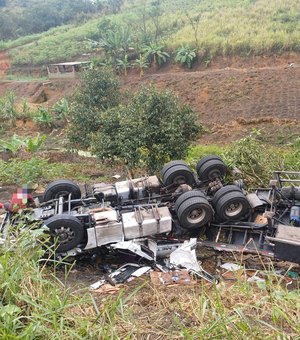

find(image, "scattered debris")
[89,238,217,292]
[92,284,123,295]
[220,263,243,271]
[247,275,265,283]
[286,271,299,279]
[169,238,199,271]
[111,241,155,261]
[150,270,193,286]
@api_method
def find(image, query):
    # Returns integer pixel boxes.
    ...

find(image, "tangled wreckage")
[1,155,300,264]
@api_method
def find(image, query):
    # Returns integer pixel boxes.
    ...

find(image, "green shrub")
[25,134,47,153]
[91,85,201,173]
[175,46,197,68]
[0,158,66,185]
[68,68,121,149]
[186,144,224,168]
[0,92,18,127]
[33,107,55,129]
[222,130,300,188]
[0,134,26,155]
[144,43,170,67]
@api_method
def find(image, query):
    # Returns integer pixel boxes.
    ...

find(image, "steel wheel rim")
[187,207,206,224]
[53,226,74,245]
[173,175,188,185]
[208,169,221,180]
[225,201,243,217]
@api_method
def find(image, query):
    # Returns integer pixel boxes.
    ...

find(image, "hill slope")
[2,0,300,66]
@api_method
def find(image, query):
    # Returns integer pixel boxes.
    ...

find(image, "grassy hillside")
[3,0,300,66]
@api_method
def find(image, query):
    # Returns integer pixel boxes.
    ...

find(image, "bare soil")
[122,60,300,144]
[0,51,10,78]
[0,51,299,145]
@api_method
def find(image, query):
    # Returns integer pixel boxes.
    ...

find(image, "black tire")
[43,180,81,202]
[196,155,222,174]
[214,191,250,222]
[174,190,206,213]
[44,214,85,252]
[197,159,228,182]
[163,165,196,187]
[160,160,190,179]
[212,185,242,207]
[177,197,213,229]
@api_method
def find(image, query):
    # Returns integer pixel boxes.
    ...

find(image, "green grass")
[0,156,112,185]
[4,74,48,81]
[170,0,300,56]
[186,131,300,188]
[5,0,300,66]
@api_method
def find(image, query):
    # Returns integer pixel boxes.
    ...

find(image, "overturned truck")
[1,155,300,263]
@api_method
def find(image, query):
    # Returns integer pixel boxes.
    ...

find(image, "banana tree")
[116,54,131,76]
[133,54,149,77]
[144,43,170,67]
[175,46,197,69]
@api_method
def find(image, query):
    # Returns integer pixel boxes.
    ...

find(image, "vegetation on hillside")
[0,0,126,41]
[67,68,201,173]
[2,0,300,67]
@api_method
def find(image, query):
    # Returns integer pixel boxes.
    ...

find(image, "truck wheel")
[44,215,85,252]
[212,185,242,207]
[174,190,206,213]
[163,165,196,187]
[160,160,190,178]
[214,191,250,222]
[177,197,213,229]
[43,180,81,202]
[196,155,222,173]
[197,159,228,182]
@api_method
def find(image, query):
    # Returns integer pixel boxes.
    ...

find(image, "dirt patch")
[122,62,300,144]
[0,51,10,78]
[1,52,300,144]
[0,79,77,106]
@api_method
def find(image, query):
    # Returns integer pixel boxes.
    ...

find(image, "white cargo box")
[122,206,172,240]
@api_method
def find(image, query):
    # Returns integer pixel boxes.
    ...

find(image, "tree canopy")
[68,68,201,172]
[0,0,99,40]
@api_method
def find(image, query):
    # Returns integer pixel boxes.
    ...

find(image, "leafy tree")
[144,43,170,67]
[185,12,201,49]
[91,85,201,173]
[67,68,121,149]
[116,54,131,76]
[175,46,197,69]
[0,0,98,40]
[133,54,149,77]
[149,0,163,43]
[94,0,124,14]
[93,24,132,63]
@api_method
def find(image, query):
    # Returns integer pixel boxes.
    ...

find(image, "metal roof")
[49,61,91,66]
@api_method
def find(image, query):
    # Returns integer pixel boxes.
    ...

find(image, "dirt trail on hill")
[122,64,300,144]
[0,52,299,144]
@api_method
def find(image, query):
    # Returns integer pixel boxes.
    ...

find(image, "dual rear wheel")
[162,155,228,187]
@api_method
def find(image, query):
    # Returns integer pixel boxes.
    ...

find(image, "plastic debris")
[220,263,243,271]
[150,270,193,286]
[247,275,266,283]
[286,271,299,279]
[90,279,106,290]
[169,238,199,271]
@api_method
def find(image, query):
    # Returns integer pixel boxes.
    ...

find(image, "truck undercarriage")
[1,156,300,263]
